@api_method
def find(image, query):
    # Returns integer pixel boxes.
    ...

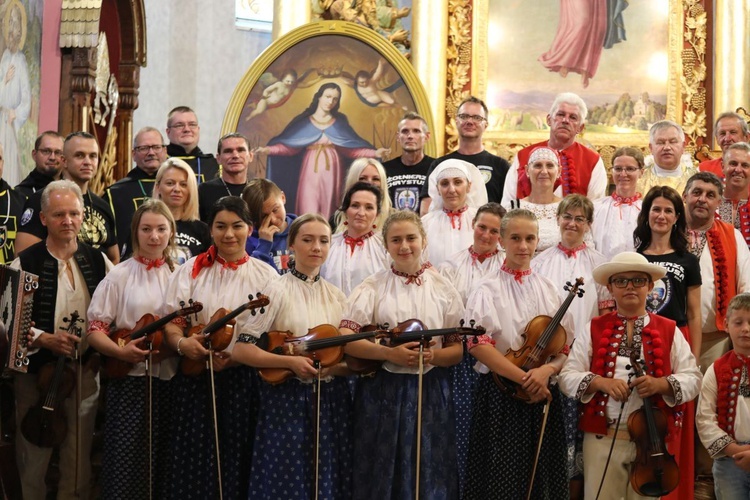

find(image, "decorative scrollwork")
[680,0,708,150]
[445,0,472,151]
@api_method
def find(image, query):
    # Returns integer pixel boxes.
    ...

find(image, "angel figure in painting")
[342,59,406,109]
[245,69,321,121]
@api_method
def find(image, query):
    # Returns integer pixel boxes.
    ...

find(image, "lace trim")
[612,192,642,206]
[500,262,532,284]
[468,245,499,264]
[467,334,495,349]
[391,263,430,286]
[343,230,374,255]
[88,319,111,335]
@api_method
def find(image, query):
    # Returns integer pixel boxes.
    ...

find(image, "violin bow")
[208,352,224,500]
[146,339,153,500]
[526,398,551,500]
[594,368,635,500]
[313,359,322,500]
[415,340,426,500]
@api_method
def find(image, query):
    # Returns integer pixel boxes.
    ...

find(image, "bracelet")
[176,337,186,356]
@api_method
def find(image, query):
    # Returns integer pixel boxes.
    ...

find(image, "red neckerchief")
[391,263,430,286]
[557,242,587,258]
[343,230,374,255]
[612,192,641,206]
[468,245,499,264]
[191,245,249,278]
[443,205,469,230]
[134,255,166,270]
[501,261,531,284]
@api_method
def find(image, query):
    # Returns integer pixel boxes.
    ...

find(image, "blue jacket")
[245,213,297,273]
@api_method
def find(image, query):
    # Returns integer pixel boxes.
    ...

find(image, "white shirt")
[422,207,477,267]
[697,361,750,457]
[437,245,504,304]
[592,195,642,260]
[320,231,389,296]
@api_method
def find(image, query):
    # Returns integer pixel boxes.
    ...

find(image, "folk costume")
[717,198,750,249]
[592,191,642,260]
[163,247,278,500]
[237,269,351,500]
[87,256,174,498]
[697,350,750,498]
[341,265,464,500]
[320,230,389,296]
[502,140,607,206]
[437,244,503,496]
[463,264,574,499]
[422,159,488,266]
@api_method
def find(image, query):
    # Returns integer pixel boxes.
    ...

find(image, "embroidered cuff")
[88,320,111,336]
[576,373,597,401]
[170,317,188,328]
[339,319,361,333]
[561,344,570,356]
[467,334,495,350]
[708,434,735,458]
[598,299,615,310]
[665,374,682,406]
[237,333,258,345]
[444,333,462,344]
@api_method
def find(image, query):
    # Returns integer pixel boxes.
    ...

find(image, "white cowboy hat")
[592,251,666,286]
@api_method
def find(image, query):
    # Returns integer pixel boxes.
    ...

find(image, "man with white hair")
[699,111,750,183]
[637,120,697,195]
[12,179,112,500]
[502,92,607,206]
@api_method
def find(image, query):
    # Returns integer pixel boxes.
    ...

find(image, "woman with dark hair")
[162,196,279,499]
[591,146,644,260]
[634,185,702,500]
[254,82,389,218]
[321,181,389,295]
[233,213,352,499]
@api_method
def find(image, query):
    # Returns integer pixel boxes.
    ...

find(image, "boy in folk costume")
[697,293,750,499]
[559,252,701,499]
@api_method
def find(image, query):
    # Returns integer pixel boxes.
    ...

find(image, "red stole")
[515,141,600,199]
[579,312,676,436]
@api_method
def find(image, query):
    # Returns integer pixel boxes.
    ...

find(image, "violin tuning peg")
[383,322,390,330]
[459,319,465,327]
[251,309,257,316]
[260,307,265,314]
[470,319,476,328]
[180,300,185,307]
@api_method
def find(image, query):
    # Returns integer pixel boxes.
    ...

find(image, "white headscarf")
[427,159,489,212]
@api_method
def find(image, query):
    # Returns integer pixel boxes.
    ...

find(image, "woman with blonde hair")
[332,157,393,233]
[153,158,210,264]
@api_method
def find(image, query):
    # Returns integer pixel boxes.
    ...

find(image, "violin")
[180,294,269,376]
[257,324,389,384]
[493,278,584,402]
[20,311,83,448]
[627,352,679,497]
[345,319,486,375]
[103,301,204,379]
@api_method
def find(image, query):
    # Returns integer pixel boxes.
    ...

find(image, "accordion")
[0,265,38,372]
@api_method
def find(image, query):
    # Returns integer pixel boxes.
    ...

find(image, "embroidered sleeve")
[236,333,258,345]
[666,374,683,406]
[707,434,735,458]
[88,319,111,336]
[339,320,361,333]
[444,333,462,345]
[561,344,570,356]
[467,334,495,350]
[170,317,188,329]
[575,373,597,401]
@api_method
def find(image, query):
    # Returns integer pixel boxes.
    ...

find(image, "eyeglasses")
[37,148,63,157]
[560,214,588,224]
[134,144,166,154]
[457,114,486,123]
[609,277,650,288]
[612,166,641,174]
[169,122,199,130]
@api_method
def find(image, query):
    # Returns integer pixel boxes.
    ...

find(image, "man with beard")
[15,131,64,197]
[419,96,509,214]
[502,92,607,207]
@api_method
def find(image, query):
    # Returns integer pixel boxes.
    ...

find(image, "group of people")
[0,91,749,500]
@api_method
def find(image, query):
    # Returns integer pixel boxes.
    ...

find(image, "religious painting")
[222,20,435,219]
[0,0,41,186]
[235,0,273,32]
[474,0,682,147]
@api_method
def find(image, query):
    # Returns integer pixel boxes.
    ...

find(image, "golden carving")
[444,0,471,151]
[680,0,708,151]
